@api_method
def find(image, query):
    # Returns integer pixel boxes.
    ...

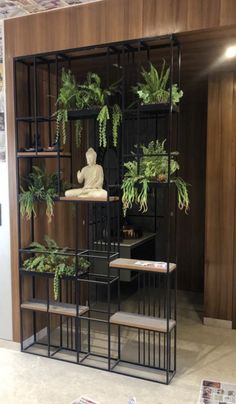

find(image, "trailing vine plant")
[112,104,122,147]
[55,69,122,148]
[121,139,190,216]
[23,236,90,300]
[133,61,183,105]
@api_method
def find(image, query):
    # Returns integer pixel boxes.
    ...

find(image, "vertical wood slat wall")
[5,0,236,341]
[205,72,236,323]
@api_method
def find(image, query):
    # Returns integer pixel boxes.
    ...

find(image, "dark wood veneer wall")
[205,72,236,322]
[5,0,236,341]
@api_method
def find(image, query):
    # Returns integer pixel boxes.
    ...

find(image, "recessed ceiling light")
[225,46,236,58]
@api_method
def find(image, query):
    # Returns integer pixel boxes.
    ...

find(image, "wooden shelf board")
[17,152,71,157]
[109,258,176,273]
[49,302,89,317]
[59,196,119,202]
[21,299,89,317]
[110,311,176,333]
[21,299,47,312]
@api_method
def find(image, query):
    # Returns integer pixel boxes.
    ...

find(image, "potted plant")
[23,236,90,300]
[19,166,66,222]
[55,69,122,148]
[133,61,183,106]
[121,139,189,215]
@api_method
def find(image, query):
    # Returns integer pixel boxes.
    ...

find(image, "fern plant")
[121,139,189,215]
[55,69,122,148]
[55,69,79,146]
[134,61,183,105]
[23,236,90,300]
[19,166,68,222]
[19,166,58,222]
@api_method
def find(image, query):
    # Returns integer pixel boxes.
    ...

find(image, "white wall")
[0,162,12,340]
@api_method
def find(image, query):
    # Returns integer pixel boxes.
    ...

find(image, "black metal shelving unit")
[14,34,180,384]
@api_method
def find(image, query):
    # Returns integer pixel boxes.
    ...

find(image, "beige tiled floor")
[0,292,236,404]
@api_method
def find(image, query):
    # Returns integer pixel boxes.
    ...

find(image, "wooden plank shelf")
[21,299,89,317]
[109,258,176,273]
[21,299,47,313]
[110,312,176,333]
[59,196,119,202]
[49,302,89,317]
[17,152,71,158]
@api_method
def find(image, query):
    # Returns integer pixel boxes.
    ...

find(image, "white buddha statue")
[65,147,108,199]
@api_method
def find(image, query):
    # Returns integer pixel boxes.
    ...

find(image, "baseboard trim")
[203,317,232,329]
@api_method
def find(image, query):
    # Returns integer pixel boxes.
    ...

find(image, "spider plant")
[23,236,90,300]
[133,61,183,105]
[121,139,189,215]
[55,69,122,148]
[19,166,65,222]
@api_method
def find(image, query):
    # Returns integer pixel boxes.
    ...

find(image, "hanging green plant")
[112,104,122,147]
[97,105,110,148]
[23,236,90,300]
[19,166,66,222]
[74,120,83,148]
[54,69,122,148]
[133,61,183,105]
[121,139,190,216]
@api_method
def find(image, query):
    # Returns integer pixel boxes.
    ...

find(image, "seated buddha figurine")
[65,147,107,199]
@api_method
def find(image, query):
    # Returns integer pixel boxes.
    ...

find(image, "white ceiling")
[0,0,99,19]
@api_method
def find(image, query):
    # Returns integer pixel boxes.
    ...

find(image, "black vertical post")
[33,57,38,153]
[47,62,52,146]
[47,276,50,357]
[166,35,174,385]
[56,54,61,197]
[14,60,24,351]
[27,64,32,147]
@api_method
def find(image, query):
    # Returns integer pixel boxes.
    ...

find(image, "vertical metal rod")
[27,64,32,145]
[75,204,80,363]
[19,273,24,351]
[14,60,23,351]
[33,57,38,153]
[88,275,91,354]
[158,273,161,368]
[148,273,151,366]
[47,277,50,357]
[60,278,63,349]
[107,196,111,370]
[166,35,174,384]
[121,44,125,181]
[47,62,52,146]
[138,273,141,364]
[137,42,141,175]
[153,274,156,367]
[56,54,61,196]
[32,276,36,342]
[108,280,111,370]
[143,273,145,365]
[118,266,121,359]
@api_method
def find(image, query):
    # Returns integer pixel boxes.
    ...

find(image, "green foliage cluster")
[121,139,190,215]
[23,236,90,300]
[55,69,122,148]
[134,61,183,105]
[19,166,60,222]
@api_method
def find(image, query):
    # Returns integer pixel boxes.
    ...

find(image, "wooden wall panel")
[177,89,207,292]
[5,0,236,341]
[205,72,236,321]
